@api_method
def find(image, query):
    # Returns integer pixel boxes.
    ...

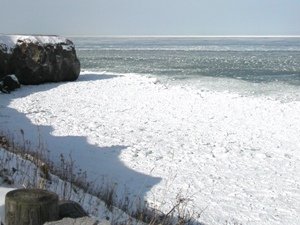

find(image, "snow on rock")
[0,71,299,225]
[44,217,109,225]
[0,35,72,53]
[0,34,80,85]
[0,74,21,93]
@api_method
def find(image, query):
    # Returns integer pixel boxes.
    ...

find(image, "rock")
[43,217,110,225]
[0,35,80,85]
[0,44,13,77]
[0,75,20,93]
[58,200,88,219]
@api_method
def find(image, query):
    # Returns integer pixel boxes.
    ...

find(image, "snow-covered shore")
[0,71,299,225]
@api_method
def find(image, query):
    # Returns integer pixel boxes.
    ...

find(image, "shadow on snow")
[0,73,206,225]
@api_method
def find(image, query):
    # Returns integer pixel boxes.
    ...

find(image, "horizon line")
[2,33,300,38]
[65,34,300,38]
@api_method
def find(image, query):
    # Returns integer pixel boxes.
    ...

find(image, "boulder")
[0,74,21,93]
[0,35,80,85]
[58,200,88,219]
[43,217,110,225]
[0,43,13,76]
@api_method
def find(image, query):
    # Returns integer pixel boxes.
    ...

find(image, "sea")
[73,36,300,102]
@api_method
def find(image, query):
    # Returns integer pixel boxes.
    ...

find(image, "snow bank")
[0,71,299,225]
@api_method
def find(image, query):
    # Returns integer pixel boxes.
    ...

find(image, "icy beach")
[0,70,299,225]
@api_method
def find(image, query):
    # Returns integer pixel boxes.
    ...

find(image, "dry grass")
[0,130,204,225]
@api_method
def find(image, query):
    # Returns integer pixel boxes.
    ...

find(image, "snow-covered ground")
[0,178,14,224]
[0,148,145,225]
[0,71,299,225]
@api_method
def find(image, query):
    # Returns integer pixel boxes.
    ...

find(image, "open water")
[73,36,300,101]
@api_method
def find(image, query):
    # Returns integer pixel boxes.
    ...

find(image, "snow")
[0,148,144,225]
[0,71,300,225]
[6,75,19,83]
[0,178,14,224]
[0,34,73,53]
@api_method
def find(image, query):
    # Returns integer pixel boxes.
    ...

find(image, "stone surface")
[58,200,88,219]
[0,74,20,93]
[0,35,80,85]
[43,217,111,225]
[0,43,12,76]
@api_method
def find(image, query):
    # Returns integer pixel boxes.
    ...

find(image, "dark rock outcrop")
[58,200,88,219]
[0,74,20,93]
[0,35,80,85]
[0,43,13,76]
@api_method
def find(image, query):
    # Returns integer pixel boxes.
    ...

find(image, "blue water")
[73,37,300,99]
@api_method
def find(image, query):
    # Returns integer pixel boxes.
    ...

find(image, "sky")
[0,0,299,36]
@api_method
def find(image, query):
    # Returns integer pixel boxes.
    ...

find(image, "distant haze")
[1,0,299,36]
